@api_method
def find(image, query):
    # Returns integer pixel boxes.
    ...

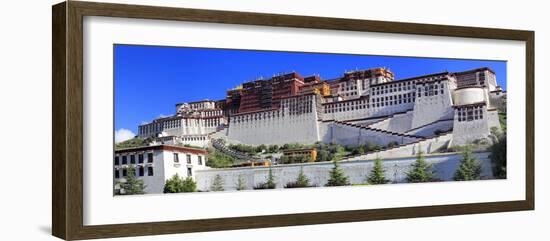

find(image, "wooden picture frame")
[52,1,534,240]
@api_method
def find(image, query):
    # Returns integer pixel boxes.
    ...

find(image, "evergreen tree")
[236,174,247,191]
[489,135,507,179]
[254,168,277,189]
[296,166,310,187]
[326,160,350,186]
[285,166,312,188]
[266,168,276,189]
[367,158,389,184]
[119,165,146,195]
[454,146,482,181]
[210,174,225,191]
[406,151,435,183]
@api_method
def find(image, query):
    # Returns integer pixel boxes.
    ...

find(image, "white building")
[114,145,208,194]
[133,67,505,158]
[138,100,227,147]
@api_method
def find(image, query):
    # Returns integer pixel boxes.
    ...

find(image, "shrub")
[163,174,196,193]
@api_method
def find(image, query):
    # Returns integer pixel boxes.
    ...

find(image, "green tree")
[454,146,482,181]
[255,144,267,153]
[164,174,197,193]
[367,158,389,184]
[118,165,146,195]
[406,151,435,183]
[489,135,507,179]
[236,174,247,191]
[267,145,279,153]
[210,174,225,191]
[285,166,311,188]
[181,177,197,192]
[254,168,277,189]
[115,137,147,150]
[206,149,235,168]
[326,160,350,186]
[316,149,334,162]
[164,173,184,193]
[266,168,276,188]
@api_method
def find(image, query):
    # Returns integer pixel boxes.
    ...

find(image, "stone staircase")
[210,138,251,160]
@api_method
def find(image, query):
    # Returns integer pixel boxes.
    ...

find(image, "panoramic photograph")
[113,45,507,195]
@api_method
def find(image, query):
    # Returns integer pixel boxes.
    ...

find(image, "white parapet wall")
[319,121,420,147]
[195,152,494,191]
[404,119,454,137]
[345,133,453,161]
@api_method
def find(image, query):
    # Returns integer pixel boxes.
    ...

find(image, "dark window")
[114,156,119,165]
[138,154,144,163]
[138,166,144,176]
[122,168,127,177]
[114,169,119,179]
[174,153,179,163]
[147,153,153,163]
[187,167,192,177]
[130,155,135,164]
[122,156,127,165]
[198,156,203,165]
[148,166,154,176]
[187,154,192,164]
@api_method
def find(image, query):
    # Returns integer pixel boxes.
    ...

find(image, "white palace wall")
[404,119,454,136]
[227,110,320,145]
[451,108,490,146]
[320,121,419,147]
[367,110,414,133]
[195,151,494,191]
[411,80,455,129]
[227,95,321,145]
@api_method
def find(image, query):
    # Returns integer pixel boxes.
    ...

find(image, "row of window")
[197,117,223,127]
[371,80,416,95]
[173,153,203,165]
[342,92,358,97]
[181,136,208,142]
[114,153,154,165]
[232,110,282,123]
[457,106,484,122]
[324,99,369,113]
[114,166,154,178]
[139,116,224,135]
[417,83,445,98]
[189,102,216,110]
[200,109,222,117]
[372,93,415,107]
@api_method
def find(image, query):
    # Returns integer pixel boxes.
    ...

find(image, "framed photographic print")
[52,1,534,240]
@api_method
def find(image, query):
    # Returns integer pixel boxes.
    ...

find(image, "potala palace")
[115,67,506,193]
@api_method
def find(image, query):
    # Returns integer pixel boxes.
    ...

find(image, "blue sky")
[114,44,506,137]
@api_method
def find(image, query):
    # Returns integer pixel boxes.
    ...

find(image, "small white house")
[114,145,208,194]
